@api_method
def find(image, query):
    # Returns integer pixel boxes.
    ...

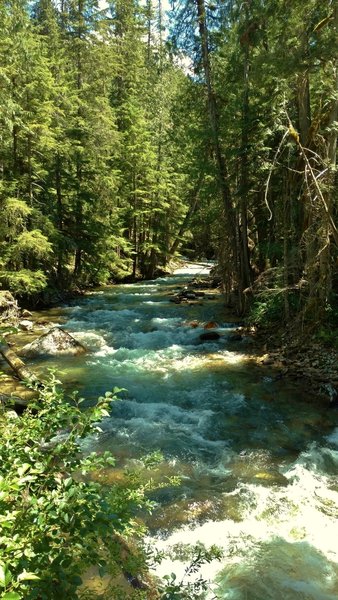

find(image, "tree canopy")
[0,0,337,327]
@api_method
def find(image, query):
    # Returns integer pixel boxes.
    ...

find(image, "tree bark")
[169,173,204,256]
[0,343,41,387]
[55,152,64,284]
[239,25,253,297]
[195,0,238,290]
[319,4,338,304]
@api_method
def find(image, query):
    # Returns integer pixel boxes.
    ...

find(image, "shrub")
[0,377,158,599]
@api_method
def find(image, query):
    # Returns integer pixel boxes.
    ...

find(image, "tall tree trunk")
[169,173,204,256]
[27,133,33,205]
[73,0,85,278]
[132,171,138,279]
[297,76,311,146]
[55,152,64,284]
[146,0,152,62]
[12,123,18,176]
[283,167,290,322]
[195,0,238,296]
[239,29,252,296]
[296,30,311,239]
[73,161,83,277]
[319,4,338,306]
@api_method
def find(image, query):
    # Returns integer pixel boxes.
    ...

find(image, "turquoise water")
[29,263,338,599]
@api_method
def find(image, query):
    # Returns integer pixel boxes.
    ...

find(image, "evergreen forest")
[0,0,337,329]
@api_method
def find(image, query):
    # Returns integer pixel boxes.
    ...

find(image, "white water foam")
[151,477,338,598]
[39,262,338,599]
[326,427,338,447]
[146,439,338,598]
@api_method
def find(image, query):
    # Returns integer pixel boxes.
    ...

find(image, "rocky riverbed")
[1,275,338,408]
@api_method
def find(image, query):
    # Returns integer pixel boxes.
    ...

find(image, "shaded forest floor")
[183,275,338,407]
[249,326,338,406]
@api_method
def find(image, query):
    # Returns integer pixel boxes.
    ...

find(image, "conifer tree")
[0,0,56,296]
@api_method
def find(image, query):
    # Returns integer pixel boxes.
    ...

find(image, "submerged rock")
[203,321,219,329]
[169,287,203,304]
[229,333,243,342]
[199,331,220,341]
[186,320,200,328]
[21,327,87,358]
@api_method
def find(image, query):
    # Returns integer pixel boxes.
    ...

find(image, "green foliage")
[0,0,336,321]
[14,231,52,262]
[248,296,282,326]
[0,194,53,297]
[0,377,166,599]
[0,373,224,600]
[248,291,302,327]
[0,200,32,236]
[324,296,338,327]
[315,296,338,348]
[157,543,223,599]
[316,326,338,349]
[0,270,48,297]
[0,0,196,293]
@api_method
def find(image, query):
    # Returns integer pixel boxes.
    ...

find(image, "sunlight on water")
[151,445,338,598]
[23,262,338,599]
[173,261,214,275]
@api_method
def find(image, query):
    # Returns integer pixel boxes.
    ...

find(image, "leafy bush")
[248,291,301,327]
[316,326,338,350]
[248,294,285,326]
[157,544,223,600]
[0,376,222,600]
[0,377,160,599]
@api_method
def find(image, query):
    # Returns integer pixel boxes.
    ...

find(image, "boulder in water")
[186,320,200,328]
[169,288,202,303]
[21,327,87,358]
[199,331,220,341]
[204,321,219,329]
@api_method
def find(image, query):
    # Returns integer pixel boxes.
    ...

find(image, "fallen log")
[0,342,42,387]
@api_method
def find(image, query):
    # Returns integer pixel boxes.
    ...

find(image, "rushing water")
[27,263,338,599]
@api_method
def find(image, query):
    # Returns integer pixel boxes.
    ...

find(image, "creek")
[23,263,338,598]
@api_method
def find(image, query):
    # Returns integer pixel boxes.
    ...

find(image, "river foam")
[28,261,338,599]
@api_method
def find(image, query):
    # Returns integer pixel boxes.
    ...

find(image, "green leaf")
[18,571,40,582]
[2,593,21,600]
[0,564,12,587]
[100,409,110,417]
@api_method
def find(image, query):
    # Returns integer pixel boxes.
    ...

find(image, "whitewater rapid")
[29,262,338,599]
